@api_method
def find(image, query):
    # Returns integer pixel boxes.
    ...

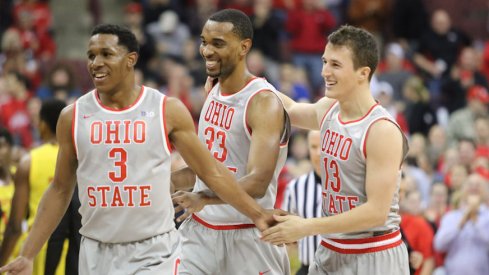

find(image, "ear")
[240,38,252,57]
[127,52,139,68]
[357,66,371,82]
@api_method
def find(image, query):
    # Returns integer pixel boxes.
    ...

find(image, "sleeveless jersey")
[319,102,408,240]
[193,77,289,225]
[73,86,173,243]
[29,143,58,227]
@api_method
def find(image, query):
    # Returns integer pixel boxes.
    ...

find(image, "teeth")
[95,73,107,78]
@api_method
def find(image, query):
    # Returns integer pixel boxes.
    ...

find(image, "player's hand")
[0,256,33,275]
[172,191,207,222]
[260,215,309,245]
[253,208,289,231]
[204,76,217,94]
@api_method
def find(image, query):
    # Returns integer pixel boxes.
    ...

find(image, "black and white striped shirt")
[282,171,322,266]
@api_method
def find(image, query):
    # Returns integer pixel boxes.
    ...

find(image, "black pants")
[45,187,82,275]
[296,264,309,275]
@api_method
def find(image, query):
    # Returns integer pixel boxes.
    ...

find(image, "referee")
[282,130,322,275]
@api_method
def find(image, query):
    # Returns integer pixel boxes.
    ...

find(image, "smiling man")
[261,25,410,275]
[0,24,276,275]
[171,9,291,275]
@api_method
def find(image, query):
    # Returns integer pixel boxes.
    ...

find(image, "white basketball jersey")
[73,86,173,243]
[319,102,408,239]
[193,77,289,225]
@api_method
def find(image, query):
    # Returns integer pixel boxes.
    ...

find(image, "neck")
[338,85,377,121]
[218,64,253,95]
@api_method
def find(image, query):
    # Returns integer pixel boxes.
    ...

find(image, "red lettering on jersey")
[322,191,360,214]
[124,185,137,207]
[86,185,152,207]
[347,196,359,209]
[111,185,124,207]
[88,186,96,207]
[339,138,352,161]
[140,185,151,206]
[122,120,131,143]
[90,121,103,144]
[335,195,346,212]
[321,130,352,160]
[89,120,146,145]
[133,120,146,143]
[328,193,338,214]
[97,186,110,207]
[105,121,121,144]
[203,100,235,130]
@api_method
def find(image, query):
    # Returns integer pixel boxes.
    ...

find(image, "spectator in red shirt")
[285,0,335,95]
[400,179,435,275]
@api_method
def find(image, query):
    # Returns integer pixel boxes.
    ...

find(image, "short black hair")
[209,9,253,40]
[91,24,139,53]
[328,25,379,81]
[0,127,13,146]
[40,99,67,135]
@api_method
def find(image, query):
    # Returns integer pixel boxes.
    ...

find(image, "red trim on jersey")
[338,102,379,125]
[219,76,258,97]
[320,230,402,254]
[319,100,338,128]
[244,89,274,136]
[162,96,172,153]
[362,118,400,159]
[192,214,255,230]
[95,85,144,111]
[71,101,77,157]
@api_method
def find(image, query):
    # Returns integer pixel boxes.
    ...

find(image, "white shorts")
[178,215,290,275]
[309,232,409,275]
[79,229,181,275]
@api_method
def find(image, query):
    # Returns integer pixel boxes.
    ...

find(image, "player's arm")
[171,166,196,191]
[277,91,334,130]
[194,91,286,206]
[262,120,405,244]
[166,97,270,229]
[0,155,31,266]
[0,106,78,273]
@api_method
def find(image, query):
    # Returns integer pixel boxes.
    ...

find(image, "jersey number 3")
[204,127,228,162]
[108,147,127,182]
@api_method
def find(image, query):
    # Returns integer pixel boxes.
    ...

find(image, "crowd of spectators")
[1,0,489,274]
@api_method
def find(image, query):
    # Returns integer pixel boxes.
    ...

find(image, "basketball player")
[171,9,290,275]
[0,99,77,275]
[0,24,274,275]
[261,25,410,274]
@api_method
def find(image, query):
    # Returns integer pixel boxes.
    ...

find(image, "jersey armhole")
[71,101,78,158]
[361,118,406,165]
[319,100,338,129]
[161,95,172,154]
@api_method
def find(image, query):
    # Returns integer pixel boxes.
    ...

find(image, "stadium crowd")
[0,0,489,274]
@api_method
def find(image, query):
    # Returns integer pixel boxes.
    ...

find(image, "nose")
[321,63,331,78]
[90,55,104,69]
[200,44,215,58]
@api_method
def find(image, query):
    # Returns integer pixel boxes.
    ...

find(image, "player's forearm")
[171,166,196,191]
[202,164,264,221]
[0,227,22,266]
[306,202,389,236]
[197,172,272,206]
[19,184,73,260]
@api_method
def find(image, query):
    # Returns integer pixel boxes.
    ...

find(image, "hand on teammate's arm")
[172,191,208,222]
[261,215,312,245]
